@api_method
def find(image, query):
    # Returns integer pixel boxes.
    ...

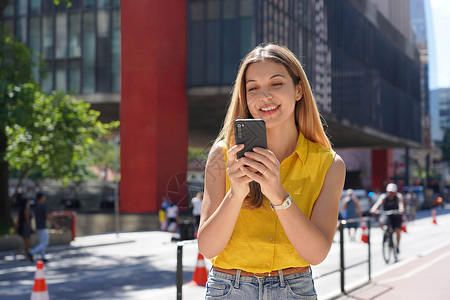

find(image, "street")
[1,206,449,300]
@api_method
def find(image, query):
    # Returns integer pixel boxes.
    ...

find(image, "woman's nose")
[259,87,272,100]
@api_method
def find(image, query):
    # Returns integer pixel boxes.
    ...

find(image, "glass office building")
[2,0,121,121]
[187,0,422,147]
[2,0,422,147]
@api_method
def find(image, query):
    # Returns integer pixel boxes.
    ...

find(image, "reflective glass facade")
[187,0,255,86]
[187,0,422,144]
[2,0,121,94]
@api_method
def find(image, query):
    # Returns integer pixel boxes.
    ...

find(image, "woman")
[13,197,33,261]
[198,43,346,299]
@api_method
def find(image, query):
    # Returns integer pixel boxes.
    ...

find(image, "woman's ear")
[295,84,303,101]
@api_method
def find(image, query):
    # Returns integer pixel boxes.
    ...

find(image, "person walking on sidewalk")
[198,43,346,299]
[13,197,34,261]
[342,189,363,241]
[191,191,203,231]
[28,192,60,262]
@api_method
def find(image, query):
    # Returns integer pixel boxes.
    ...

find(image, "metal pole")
[339,221,345,294]
[368,218,372,281]
[114,134,120,237]
[405,147,410,186]
[176,242,183,300]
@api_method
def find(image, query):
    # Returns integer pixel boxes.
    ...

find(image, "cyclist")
[370,183,404,253]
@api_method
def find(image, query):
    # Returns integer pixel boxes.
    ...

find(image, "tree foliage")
[6,87,119,197]
[0,21,118,233]
[0,26,39,233]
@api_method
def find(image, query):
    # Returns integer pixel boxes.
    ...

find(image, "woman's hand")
[239,147,287,204]
[226,144,254,200]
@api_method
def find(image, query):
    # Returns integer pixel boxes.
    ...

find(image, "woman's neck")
[267,123,299,163]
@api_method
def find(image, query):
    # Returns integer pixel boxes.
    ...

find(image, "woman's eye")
[248,87,258,92]
[272,82,283,87]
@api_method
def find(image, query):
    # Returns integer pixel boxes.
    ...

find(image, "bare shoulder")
[330,153,346,175]
[206,142,226,169]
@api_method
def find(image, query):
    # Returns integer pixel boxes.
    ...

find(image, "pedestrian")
[166,202,179,233]
[28,192,60,262]
[197,43,346,299]
[370,183,404,253]
[341,189,363,241]
[12,197,34,261]
[191,191,203,231]
[159,196,170,231]
[404,190,418,222]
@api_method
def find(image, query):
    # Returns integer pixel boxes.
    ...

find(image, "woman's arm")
[240,150,346,265]
[275,155,346,265]
[197,143,252,259]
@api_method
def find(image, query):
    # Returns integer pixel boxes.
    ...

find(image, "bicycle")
[372,210,400,264]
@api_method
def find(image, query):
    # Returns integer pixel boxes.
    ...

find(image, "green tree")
[88,138,120,181]
[6,88,119,199]
[0,27,39,233]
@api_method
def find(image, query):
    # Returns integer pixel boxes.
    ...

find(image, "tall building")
[438,88,450,131]
[2,0,424,212]
[1,0,121,123]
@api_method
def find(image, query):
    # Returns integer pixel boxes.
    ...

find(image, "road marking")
[378,250,450,284]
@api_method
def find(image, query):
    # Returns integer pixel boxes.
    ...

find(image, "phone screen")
[234,119,267,158]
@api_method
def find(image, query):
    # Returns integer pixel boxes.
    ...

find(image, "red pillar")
[371,149,393,191]
[120,1,188,213]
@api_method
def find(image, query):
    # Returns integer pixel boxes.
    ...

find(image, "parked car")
[340,189,371,216]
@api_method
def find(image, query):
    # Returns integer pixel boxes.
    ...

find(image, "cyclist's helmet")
[386,183,398,193]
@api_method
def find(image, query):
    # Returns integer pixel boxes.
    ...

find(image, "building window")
[4,1,14,17]
[188,0,254,87]
[98,0,109,8]
[55,13,68,59]
[30,0,42,14]
[43,15,54,59]
[56,62,67,90]
[29,17,41,80]
[84,0,95,9]
[69,61,81,93]
[15,17,27,43]
[111,9,121,92]
[97,9,111,92]
[16,0,28,15]
[83,11,96,93]
[69,13,82,58]
[42,66,53,93]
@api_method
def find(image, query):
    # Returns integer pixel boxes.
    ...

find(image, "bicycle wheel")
[391,234,398,262]
[382,233,392,263]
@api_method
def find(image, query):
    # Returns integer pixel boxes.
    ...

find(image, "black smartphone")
[234,119,267,159]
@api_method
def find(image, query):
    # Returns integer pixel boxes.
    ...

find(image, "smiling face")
[245,59,302,130]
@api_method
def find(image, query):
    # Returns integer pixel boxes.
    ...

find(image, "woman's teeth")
[261,105,278,111]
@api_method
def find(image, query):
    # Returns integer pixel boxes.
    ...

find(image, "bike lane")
[333,242,450,300]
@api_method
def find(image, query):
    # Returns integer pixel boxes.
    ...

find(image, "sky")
[427,0,450,89]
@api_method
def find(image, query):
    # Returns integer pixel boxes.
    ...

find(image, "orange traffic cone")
[187,252,208,286]
[401,214,407,233]
[30,260,49,300]
[360,220,369,243]
[432,208,437,225]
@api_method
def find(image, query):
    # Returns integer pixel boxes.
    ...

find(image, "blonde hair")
[214,43,331,209]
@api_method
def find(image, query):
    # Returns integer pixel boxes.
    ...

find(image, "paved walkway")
[332,242,450,300]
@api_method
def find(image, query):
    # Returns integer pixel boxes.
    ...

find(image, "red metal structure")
[120,1,188,213]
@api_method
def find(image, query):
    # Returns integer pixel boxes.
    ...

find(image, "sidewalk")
[332,242,450,300]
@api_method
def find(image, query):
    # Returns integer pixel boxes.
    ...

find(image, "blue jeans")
[29,229,49,259]
[205,268,317,300]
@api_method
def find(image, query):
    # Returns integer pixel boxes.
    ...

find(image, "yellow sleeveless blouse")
[210,133,335,273]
